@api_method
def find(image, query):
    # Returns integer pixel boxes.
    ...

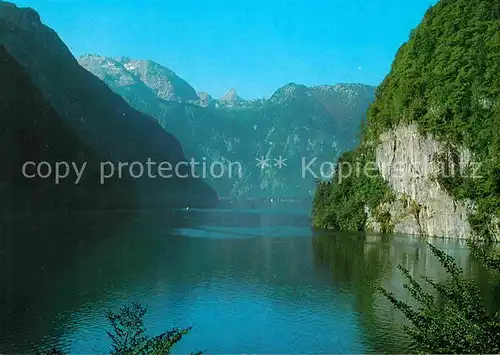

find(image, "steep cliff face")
[314,120,498,240]
[365,124,474,239]
[313,0,500,240]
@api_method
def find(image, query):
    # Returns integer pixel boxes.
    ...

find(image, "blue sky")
[15,0,436,99]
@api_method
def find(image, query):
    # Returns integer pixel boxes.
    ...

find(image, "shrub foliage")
[379,243,500,353]
[44,302,200,355]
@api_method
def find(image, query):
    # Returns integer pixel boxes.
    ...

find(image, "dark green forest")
[313,0,500,239]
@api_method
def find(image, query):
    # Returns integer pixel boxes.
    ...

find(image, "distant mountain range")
[0,1,217,212]
[0,0,375,206]
[80,54,376,199]
[79,54,266,108]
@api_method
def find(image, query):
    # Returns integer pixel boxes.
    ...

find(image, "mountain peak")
[0,7,217,208]
[197,92,213,107]
[197,91,212,101]
[80,55,199,102]
[221,88,241,102]
[0,2,42,29]
[269,83,309,103]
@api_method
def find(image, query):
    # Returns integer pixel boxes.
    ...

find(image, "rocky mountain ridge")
[80,54,372,110]
[80,54,376,199]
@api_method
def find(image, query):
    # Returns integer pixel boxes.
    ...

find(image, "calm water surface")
[1,202,497,353]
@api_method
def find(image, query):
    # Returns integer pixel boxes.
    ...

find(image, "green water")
[0,202,497,353]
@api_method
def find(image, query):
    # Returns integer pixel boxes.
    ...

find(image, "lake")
[0,201,497,353]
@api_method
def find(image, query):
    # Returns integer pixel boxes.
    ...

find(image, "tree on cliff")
[312,0,500,238]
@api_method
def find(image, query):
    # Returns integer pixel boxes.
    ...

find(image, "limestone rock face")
[367,124,477,239]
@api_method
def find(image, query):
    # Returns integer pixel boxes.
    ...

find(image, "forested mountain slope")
[313,0,500,240]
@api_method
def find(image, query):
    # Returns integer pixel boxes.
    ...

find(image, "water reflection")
[0,210,136,351]
[312,231,500,353]
[1,205,498,354]
[1,205,363,354]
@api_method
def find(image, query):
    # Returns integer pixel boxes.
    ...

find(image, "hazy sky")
[15,0,436,99]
